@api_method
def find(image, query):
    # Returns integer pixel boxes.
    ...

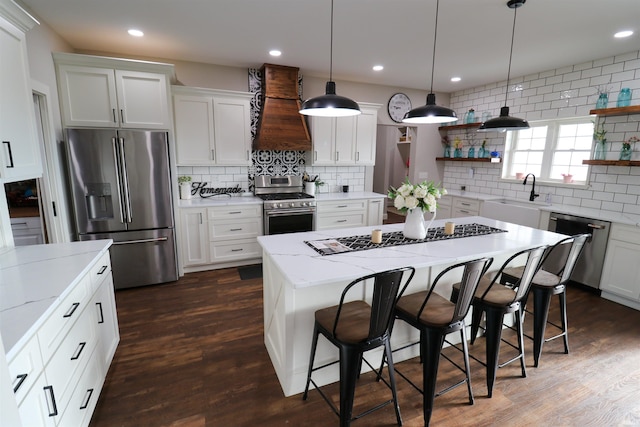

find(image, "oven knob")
[290,202,295,208]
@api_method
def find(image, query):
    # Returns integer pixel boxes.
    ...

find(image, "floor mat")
[238,264,263,280]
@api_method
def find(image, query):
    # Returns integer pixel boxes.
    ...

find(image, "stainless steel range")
[254,175,316,235]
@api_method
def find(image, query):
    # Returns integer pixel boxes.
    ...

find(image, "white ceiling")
[17,0,640,93]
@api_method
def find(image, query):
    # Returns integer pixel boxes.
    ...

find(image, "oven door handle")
[266,209,315,217]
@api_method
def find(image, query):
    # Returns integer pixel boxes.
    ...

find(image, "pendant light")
[299,0,361,117]
[402,0,457,124]
[478,0,530,132]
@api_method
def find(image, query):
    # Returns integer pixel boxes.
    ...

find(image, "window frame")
[502,116,594,185]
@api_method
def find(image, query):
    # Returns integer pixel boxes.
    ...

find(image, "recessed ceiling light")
[128,29,144,37]
[451,77,461,82]
[269,50,282,57]
[372,65,384,71]
[614,30,633,38]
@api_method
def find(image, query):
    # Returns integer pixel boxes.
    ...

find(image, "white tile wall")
[444,50,640,219]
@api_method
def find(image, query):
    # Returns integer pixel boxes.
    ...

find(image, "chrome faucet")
[523,173,539,201]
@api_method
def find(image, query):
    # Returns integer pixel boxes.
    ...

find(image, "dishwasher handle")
[587,223,605,230]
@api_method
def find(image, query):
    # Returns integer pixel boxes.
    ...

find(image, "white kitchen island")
[257,216,566,397]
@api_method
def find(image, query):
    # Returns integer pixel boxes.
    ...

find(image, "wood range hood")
[253,64,311,151]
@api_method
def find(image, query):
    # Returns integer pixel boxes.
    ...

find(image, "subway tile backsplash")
[445,50,640,219]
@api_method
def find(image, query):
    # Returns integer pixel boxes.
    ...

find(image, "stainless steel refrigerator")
[65,128,178,289]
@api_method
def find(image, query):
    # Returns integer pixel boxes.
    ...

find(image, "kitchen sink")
[480,198,546,228]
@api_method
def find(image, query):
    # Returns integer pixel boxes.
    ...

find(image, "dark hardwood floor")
[89,262,640,427]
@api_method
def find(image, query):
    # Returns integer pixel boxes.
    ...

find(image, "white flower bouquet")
[388,178,447,213]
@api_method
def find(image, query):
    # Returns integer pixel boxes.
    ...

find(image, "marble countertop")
[444,190,640,227]
[257,216,564,289]
[0,240,112,357]
[178,191,387,208]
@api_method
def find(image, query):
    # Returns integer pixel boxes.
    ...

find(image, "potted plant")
[388,178,447,239]
[178,176,192,199]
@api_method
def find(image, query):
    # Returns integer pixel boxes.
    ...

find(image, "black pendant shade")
[299,0,360,117]
[299,81,361,117]
[403,93,457,124]
[478,106,529,132]
[478,0,529,133]
[402,0,457,124]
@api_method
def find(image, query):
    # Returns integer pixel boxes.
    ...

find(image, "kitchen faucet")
[523,173,539,201]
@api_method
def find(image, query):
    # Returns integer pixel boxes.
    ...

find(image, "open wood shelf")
[589,105,640,117]
[438,123,482,131]
[582,160,640,166]
[436,157,500,163]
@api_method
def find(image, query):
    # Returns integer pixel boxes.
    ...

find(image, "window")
[503,117,593,183]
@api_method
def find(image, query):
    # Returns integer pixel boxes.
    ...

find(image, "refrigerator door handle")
[118,137,133,223]
[112,137,126,223]
[112,237,168,245]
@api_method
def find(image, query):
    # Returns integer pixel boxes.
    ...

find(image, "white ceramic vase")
[403,208,435,239]
[179,182,192,200]
[304,182,316,196]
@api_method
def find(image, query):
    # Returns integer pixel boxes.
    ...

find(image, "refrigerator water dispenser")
[85,183,114,220]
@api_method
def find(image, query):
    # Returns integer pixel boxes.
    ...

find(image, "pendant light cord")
[504,4,518,106]
[329,0,334,82]
[429,0,440,93]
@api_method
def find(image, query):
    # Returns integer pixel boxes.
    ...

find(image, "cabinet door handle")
[336,151,339,161]
[112,109,117,123]
[44,385,58,417]
[199,212,203,224]
[63,302,80,318]
[211,149,215,161]
[120,109,125,123]
[2,141,15,168]
[71,342,87,361]
[98,265,108,275]
[80,388,94,410]
[356,151,360,161]
[314,151,317,161]
[13,373,28,393]
[246,150,250,161]
[96,302,105,324]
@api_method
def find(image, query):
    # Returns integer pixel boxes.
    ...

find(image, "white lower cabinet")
[437,196,452,219]
[179,204,263,271]
[367,198,385,226]
[451,196,481,218]
[316,197,385,231]
[7,248,118,427]
[600,223,640,309]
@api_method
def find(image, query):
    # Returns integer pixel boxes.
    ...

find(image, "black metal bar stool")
[302,266,415,427]
[500,234,589,367]
[451,246,547,398]
[383,257,492,427]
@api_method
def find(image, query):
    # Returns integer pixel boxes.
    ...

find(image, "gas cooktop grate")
[305,223,508,256]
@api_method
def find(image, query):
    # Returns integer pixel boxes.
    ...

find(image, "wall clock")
[388,93,412,123]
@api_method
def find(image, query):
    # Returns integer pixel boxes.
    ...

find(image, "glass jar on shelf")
[595,93,609,109]
[617,88,632,108]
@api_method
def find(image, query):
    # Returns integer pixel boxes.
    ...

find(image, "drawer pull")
[80,388,94,410]
[44,385,58,417]
[337,205,348,208]
[231,248,244,252]
[459,210,470,214]
[337,219,347,223]
[13,373,27,393]
[228,211,242,214]
[230,228,243,231]
[461,202,471,206]
[63,302,80,318]
[71,342,87,361]
[96,302,105,324]
[97,265,108,275]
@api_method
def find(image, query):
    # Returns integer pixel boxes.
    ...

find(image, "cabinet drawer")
[37,275,89,362]
[10,217,42,230]
[608,223,640,245]
[210,239,261,263]
[317,213,366,230]
[8,335,44,404]
[88,251,112,294]
[59,348,102,427]
[453,198,480,213]
[208,205,261,220]
[317,199,367,213]
[438,196,452,208]
[209,219,261,241]
[45,303,97,411]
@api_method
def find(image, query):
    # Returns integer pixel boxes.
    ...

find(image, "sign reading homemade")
[189,182,244,198]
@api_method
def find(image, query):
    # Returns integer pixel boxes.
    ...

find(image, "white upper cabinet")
[172,86,253,166]
[0,9,42,182]
[311,103,380,166]
[54,53,173,129]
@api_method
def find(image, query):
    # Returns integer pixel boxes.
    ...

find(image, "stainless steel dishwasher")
[547,212,610,290]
